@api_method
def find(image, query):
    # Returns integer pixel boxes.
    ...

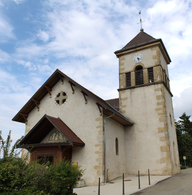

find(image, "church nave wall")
[24,79,104,185]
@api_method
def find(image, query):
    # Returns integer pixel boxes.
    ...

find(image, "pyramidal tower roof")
[114,30,171,63]
[115,30,159,54]
[122,31,156,50]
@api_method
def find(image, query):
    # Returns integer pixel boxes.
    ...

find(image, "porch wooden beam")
[32,99,40,111]
[81,91,88,104]
[68,81,75,94]
[44,85,52,97]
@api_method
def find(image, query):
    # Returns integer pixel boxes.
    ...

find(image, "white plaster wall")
[105,117,126,181]
[25,79,103,185]
[164,88,180,174]
[122,84,168,175]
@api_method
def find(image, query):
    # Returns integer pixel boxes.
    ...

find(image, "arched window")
[135,65,144,85]
[115,138,119,155]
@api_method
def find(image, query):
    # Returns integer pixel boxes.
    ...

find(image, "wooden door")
[62,147,72,161]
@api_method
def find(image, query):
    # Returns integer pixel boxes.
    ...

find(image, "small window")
[148,67,154,83]
[135,65,144,85]
[115,138,119,155]
[126,72,131,87]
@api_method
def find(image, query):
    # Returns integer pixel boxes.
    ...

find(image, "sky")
[0,0,192,143]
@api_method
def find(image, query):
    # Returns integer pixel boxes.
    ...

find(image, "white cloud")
[15,59,37,70]
[15,43,45,59]
[0,69,32,143]
[13,0,27,4]
[173,87,192,119]
[0,49,10,62]
[37,30,50,42]
[0,16,15,41]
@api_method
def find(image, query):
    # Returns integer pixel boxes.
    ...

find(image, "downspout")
[103,113,115,184]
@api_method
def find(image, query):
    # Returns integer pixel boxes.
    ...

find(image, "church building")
[12,29,180,186]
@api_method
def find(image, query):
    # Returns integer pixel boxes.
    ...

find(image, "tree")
[176,113,192,166]
[0,130,23,163]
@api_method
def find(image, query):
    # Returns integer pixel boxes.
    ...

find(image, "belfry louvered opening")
[135,65,144,85]
[148,67,154,83]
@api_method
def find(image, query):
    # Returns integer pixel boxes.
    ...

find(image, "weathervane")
[138,11,144,32]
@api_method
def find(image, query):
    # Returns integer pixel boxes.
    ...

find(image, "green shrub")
[181,166,187,169]
[49,159,82,195]
[20,161,51,191]
[0,160,20,192]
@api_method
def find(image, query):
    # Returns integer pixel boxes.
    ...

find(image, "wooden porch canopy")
[12,69,133,126]
[18,115,85,149]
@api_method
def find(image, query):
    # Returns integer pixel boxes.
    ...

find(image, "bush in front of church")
[0,154,51,194]
[48,159,83,195]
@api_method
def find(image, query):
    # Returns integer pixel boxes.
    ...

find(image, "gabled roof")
[114,31,171,63]
[18,115,85,148]
[12,69,133,126]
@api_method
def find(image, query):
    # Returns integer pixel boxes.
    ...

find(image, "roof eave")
[104,103,134,126]
[12,69,61,123]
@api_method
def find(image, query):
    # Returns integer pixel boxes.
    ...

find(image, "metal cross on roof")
[138,11,144,32]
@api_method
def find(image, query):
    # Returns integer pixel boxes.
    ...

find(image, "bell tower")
[115,30,180,176]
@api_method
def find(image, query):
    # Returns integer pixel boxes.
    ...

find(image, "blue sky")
[0,0,192,143]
